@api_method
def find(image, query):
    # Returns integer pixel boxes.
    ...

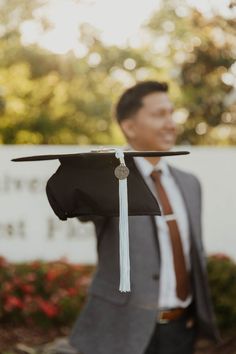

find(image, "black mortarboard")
[12,148,189,292]
[12,149,189,219]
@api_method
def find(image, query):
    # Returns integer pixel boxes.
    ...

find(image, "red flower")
[38,299,59,318]
[26,273,36,282]
[21,284,35,294]
[46,269,62,281]
[13,277,22,286]
[4,296,24,311]
[3,282,14,293]
[67,287,77,296]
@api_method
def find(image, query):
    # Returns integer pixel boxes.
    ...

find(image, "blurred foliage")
[0,0,235,145]
[207,254,236,331]
[147,0,236,145]
[0,254,235,333]
[0,256,93,327]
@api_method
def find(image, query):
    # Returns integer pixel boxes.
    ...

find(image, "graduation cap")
[12,148,189,292]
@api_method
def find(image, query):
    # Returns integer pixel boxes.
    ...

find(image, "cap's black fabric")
[46,155,162,220]
[12,150,189,220]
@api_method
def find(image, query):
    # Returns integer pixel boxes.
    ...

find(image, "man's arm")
[77,215,109,250]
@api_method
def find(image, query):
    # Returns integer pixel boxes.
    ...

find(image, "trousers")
[144,316,196,354]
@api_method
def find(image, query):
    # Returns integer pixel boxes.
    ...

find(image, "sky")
[20,0,233,55]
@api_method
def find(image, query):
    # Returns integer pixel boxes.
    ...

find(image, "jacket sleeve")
[77,216,109,250]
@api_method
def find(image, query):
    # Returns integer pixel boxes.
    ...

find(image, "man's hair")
[115,80,169,123]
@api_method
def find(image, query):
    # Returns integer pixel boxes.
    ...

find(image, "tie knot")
[150,169,162,182]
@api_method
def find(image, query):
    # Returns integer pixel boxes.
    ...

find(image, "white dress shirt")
[134,157,192,309]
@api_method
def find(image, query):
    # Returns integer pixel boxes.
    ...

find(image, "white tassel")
[115,149,130,292]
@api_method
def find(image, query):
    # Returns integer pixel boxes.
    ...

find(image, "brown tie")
[151,169,190,301]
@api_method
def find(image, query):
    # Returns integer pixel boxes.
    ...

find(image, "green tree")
[146,0,236,145]
[0,0,235,145]
[0,3,151,145]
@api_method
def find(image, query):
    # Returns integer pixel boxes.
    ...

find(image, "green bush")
[0,254,235,332]
[207,254,236,331]
[0,257,94,328]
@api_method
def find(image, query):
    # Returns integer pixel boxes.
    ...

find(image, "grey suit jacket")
[69,165,219,354]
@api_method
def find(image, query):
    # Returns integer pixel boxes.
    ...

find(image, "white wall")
[0,145,235,263]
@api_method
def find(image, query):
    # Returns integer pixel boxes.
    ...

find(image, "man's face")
[121,92,177,151]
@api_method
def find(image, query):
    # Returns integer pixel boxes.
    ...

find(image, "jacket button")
[152,273,160,280]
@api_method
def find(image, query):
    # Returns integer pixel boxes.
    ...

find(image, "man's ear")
[120,118,136,140]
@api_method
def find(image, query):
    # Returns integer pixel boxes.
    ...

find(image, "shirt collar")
[134,156,170,178]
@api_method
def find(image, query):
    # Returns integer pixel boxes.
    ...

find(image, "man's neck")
[127,142,162,166]
[144,156,161,166]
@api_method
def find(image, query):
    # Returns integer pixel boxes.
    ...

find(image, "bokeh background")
[0,0,236,353]
[0,0,236,145]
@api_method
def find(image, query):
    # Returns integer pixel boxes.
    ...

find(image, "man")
[69,81,219,354]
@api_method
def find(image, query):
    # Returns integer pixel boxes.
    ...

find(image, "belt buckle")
[157,311,169,324]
